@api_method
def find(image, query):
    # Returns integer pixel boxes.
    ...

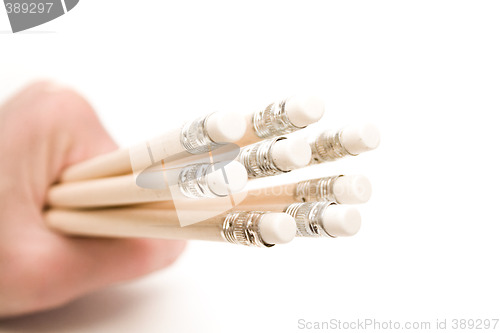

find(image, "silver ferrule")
[309,129,353,164]
[252,99,303,139]
[285,202,336,238]
[221,211,273,247]
[294,175,343,203]
[238,137,286,178]
[180,114,222,154]
[178,163,222,199]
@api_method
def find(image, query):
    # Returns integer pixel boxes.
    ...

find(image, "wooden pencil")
[60,96,324,183]
[45,208,297,247]
[49,161,248,209]
[137,175,372,211]
[61,111,247,182]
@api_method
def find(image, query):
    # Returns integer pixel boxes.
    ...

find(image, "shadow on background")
[0,286,162,332]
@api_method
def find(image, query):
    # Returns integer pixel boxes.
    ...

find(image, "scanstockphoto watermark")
[297,318,500,331]
[297,319,432,331]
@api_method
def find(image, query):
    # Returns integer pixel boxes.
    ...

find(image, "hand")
[0,82,186,318]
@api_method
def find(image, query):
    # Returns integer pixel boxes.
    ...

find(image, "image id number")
[5,2,53,14]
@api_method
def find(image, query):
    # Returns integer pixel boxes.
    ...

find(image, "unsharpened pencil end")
[333,175,372,204]
[341,123,381,155]
[322,206,361,237]
[206,161,248,196]
[206,112,247,143]
[259,213,296,245]
[285,95,325,128]
[271,138,312,171]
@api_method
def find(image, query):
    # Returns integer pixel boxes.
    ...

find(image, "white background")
[1,1,500,332]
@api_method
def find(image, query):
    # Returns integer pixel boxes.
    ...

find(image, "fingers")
[35,83,119,168]
[68,238,187,287]
[0,81,188,317]
[0,81,118,206]
[0,80,121,212]
[49,236,186,313]
[1,216,186,317]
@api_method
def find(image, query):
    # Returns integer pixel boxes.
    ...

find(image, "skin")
[0,82,186,318]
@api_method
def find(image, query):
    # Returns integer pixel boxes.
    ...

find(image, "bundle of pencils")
[45,96,380,248]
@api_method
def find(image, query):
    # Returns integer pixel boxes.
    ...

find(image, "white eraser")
[206,161,248,196]
[206,112,247,143]
[322,206,361,237]
[340,123,381,155]
[258,213,296,245]
[271,138,312,171]
[333,175,372,204]
[285,95,325,128]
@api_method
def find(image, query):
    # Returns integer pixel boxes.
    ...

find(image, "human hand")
[0,82,186,318]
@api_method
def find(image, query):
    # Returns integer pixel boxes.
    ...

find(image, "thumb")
[0,81,186,316]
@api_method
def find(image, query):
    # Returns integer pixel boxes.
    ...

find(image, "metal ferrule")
[180,114,222,154]
[221,211,273,247]
[294,175,343,203]
[285,202,336,238]
[178,163,222,199]
[252,99,303,138]
[238,137,286,178]
[309,129,353,164]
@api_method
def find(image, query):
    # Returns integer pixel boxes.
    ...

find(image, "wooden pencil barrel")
[45,208,225,242]
[48,174,174,208]
[136,182,298,211]
[61,130,185,182]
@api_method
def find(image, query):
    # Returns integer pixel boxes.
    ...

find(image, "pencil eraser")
[333,175,372,204]
[322,206,361,237]
[285,95,325,128]
[259,213,296,245]
[271,138,312,171]
[206,161,248,196]
[340,123,380,155]
[206,112,247,143]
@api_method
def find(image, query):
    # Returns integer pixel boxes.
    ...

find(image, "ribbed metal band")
[178,163,222,198]
[238,137,286,178]
[294,175,343,203]
[285,202,335,238]
[221,211,273,247]
[252,99,303,139]
[180,114,222,154]
[309,130,352,164]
